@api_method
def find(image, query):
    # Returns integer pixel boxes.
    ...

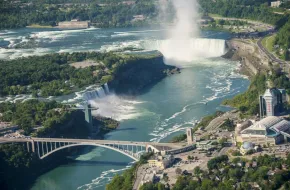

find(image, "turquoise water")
[0,27,249,190]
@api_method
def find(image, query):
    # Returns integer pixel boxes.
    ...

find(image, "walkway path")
[205,110,239,131]
[0,137,183,148]
[133,164,148,190]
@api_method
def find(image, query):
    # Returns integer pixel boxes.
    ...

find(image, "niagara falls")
[4,0,287,189]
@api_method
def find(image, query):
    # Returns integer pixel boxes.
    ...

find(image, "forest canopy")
[0,52,160,97]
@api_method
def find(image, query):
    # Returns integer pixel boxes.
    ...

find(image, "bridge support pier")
[37,141,40,158]
[31,141,35,153]
[42,142,44,155]
[27,142,30,152]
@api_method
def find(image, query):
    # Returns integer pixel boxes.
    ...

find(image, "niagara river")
[0,27,250,190]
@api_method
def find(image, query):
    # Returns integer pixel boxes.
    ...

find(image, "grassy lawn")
[250,39,258,44]
[26,24,53,28]
[208,13,222,18]
[261,34,276,53]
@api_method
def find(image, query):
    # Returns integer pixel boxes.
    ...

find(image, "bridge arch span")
[40,143,139,161]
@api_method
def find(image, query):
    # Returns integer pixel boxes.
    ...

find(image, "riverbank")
[223,38,270,77]
[168,37,270,143]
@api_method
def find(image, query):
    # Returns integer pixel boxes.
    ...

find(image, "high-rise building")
[259,88,286,118]
[187,128,194,145]
[271,1,281,8]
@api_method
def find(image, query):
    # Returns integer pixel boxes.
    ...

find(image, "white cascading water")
[155,0,227,65]
[104,83,110,94]
[141,38,226,62]
[83,83,143,121]
[89,96,143,121]
[79,83,142,121]
[81,83,110,101]
[97,87,106,98]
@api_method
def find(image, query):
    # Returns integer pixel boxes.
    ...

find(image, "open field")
[26,24,53,28]
[261,34,276,53]
[70,60,101,68]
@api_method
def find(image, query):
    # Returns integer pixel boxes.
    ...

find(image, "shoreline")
[224,38,270,77]
[168,37,269,142]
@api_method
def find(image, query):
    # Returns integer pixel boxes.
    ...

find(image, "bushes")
[170,134,187,143]
[199,0,286,26]
[223,74,266,116]
[0,0,157,29]
[0,100,71,135]
[0,52,164,97]
[195,111,224,130]
[232,150,242,156]
[207,155,229,170]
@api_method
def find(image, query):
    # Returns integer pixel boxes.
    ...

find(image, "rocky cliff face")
[109,54,178,95]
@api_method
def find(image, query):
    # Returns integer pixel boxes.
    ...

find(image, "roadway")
[205,110,239,132]
[133,164,148,190]
[0,137,184,148]
[257,37,285,65]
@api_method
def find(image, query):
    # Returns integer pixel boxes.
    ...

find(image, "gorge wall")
[109,54,179,95]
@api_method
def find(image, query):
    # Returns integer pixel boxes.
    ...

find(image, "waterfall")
[141,38,226,62]
[81,84,110,101]
[104,83,110,95]
[97,87,106,98]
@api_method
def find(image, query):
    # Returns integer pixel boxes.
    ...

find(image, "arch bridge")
[0,138,184,161]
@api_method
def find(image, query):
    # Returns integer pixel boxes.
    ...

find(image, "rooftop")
[241,116,290,137]
[149,154,173,161]
[242,142,254,150]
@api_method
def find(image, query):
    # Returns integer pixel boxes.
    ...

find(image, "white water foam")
[148,60,246,142]
[149,120,197,142]
[76,165,133,190]
[74,147,134,190]
[90,95,144,121]
[165,102,206,122]
[30,28,99,42]
[0,47,53,60]
[111,32,138,38]
[142,38,226,63]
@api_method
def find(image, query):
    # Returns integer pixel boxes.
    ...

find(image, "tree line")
[0,52,154,97]
[0,0,157,29]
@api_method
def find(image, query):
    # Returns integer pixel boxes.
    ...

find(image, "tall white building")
[187,128,194,144]
[271,1,281,7]
[259,88,286,118]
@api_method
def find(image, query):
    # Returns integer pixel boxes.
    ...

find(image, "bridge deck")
[0,137,184,148]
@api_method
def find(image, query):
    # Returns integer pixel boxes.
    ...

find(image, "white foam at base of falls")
[141,38,226,62]
[89,95,144,121]
[104,83,110,94]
